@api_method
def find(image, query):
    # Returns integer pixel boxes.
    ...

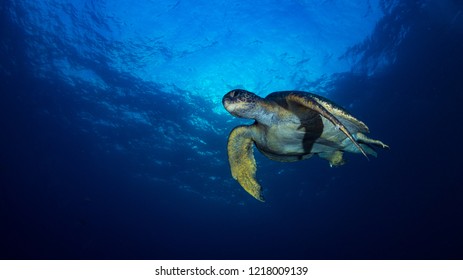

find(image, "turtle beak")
[222,96,230,107]
[222,91,234,108]
[223,93,238,115]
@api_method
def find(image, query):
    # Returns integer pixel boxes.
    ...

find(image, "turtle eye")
[229,91,235,98]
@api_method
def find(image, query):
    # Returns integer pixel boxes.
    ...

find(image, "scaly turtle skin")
[223,89,389,201]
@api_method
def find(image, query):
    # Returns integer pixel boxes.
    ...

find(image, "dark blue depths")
[1,0,462,259]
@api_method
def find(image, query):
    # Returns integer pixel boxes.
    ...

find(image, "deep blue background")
[1,0,462,259]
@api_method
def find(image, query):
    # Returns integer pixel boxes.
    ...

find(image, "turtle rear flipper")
[356,133,389,149]
[227,125,264,202]
[340,133,387,157]
[319,151,345,167]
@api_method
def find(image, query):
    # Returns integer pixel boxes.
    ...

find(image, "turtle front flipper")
[227,125,264,202]
[286,93,369,159]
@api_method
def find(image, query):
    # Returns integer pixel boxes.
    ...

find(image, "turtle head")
[222,89,261,119]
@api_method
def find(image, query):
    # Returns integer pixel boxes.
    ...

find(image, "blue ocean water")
[1,0,462,259]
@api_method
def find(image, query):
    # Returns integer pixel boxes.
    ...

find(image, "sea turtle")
[222,89,389,201]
